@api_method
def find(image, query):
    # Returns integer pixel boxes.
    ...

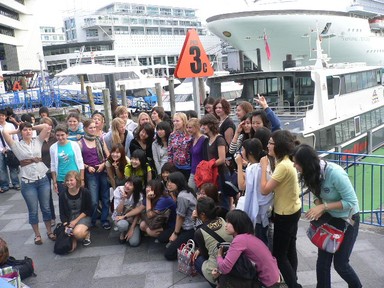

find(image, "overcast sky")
[37,0,249,26]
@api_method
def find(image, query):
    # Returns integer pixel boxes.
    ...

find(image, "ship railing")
[0,89,61,111]
[301,150,384,227]
[268,102,309,119]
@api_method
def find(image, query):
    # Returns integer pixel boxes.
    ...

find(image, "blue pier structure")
[0,76,158,113]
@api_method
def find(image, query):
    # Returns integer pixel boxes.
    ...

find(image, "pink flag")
[264,33,271,61]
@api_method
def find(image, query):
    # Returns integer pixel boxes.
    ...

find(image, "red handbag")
[307,222,345,253]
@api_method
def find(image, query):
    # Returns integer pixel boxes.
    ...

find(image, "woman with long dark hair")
[292,144,361,288]
[260,130,302,288]
[112,177,144,246]
[229,112,254,156]
[130,122,155,176]
[106,143,128,190]
[164,171,197,260]
[140,179,176,242]
[152,121,172,175]
[193,197,232,286]
[214,210,280,288]
[252,95,281,132]
[236,138,273,246]
[124,149,152,187]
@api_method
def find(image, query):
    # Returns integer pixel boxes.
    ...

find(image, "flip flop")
[34,235,43,245]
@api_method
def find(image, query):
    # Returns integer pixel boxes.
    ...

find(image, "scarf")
[84,133,105,163]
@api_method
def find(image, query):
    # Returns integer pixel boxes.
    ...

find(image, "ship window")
[354,116,361,136]
[360,113,368,132]
[335,123,343,145]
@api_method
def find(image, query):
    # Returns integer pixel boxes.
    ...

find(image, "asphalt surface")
[1,188,384,288]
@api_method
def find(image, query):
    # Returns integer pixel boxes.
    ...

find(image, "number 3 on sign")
[174,29,214,78]
[190,46,207,74]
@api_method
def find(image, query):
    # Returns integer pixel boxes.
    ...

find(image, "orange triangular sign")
[175,29,214,78]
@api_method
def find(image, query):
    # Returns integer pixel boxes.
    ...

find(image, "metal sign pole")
[192,77,200,118]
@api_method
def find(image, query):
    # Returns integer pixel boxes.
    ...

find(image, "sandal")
[47,232,56,241]
[34,235,43,245]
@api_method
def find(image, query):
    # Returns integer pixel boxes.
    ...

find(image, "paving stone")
[2,188,384,288]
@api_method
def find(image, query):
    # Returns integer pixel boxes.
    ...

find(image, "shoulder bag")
[141,208,171,230]
[306,212,347,254]
[0,132,20,168]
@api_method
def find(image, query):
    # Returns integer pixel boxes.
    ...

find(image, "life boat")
[12,81,22,91]
[369,17,384,30]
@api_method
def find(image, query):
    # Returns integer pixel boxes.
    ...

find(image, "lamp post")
[37,52,45,91]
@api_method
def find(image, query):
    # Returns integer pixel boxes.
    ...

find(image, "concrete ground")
[1,188,384,288]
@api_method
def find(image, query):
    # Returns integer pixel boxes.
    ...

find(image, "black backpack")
[2,256,36,280]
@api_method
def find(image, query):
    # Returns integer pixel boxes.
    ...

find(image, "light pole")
[37,52,45,90]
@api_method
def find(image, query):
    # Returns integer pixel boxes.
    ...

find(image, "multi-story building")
[40,26,66,46]
[0,0,44,70]
[44,2,221,75]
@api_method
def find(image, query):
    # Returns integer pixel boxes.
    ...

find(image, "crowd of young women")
[2,99,361,288]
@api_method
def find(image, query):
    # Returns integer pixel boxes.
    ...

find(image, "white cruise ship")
[44,2,221,74]
[207,0,384,71]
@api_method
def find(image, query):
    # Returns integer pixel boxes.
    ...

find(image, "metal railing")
[301,150,384,227]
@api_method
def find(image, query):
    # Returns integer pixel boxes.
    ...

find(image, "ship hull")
[207,10,384,70]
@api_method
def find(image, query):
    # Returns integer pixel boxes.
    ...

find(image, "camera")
[65,227,73,235]
[216,242,231,249]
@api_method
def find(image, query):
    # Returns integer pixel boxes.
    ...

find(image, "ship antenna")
[314,31,328,69]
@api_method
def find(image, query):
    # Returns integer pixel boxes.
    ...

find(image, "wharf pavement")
[1,188,384,288]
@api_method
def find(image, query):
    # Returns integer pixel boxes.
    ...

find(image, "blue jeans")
[273,209,301,288]
[316,213,362,288]
[21,176,51,225]
[85,171,110,225]
[0,153,19,189]
[46,173,56,220]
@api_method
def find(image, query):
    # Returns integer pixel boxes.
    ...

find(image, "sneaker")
[83,233,91,246]
[102,222,111,230]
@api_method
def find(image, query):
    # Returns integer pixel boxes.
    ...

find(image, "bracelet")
[173,231,180,236]
[323,201,328,211]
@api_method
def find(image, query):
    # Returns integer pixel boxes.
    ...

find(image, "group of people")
[0,97,362,288]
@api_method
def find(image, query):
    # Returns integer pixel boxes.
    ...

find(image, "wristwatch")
[173,231,180,236]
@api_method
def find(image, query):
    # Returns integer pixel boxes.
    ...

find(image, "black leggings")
[164,229,195,261]
[273,209,301,288]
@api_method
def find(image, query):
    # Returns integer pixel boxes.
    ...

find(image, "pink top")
[217,233,280,287]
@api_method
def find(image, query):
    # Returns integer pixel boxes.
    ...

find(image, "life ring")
[12,81,22,91]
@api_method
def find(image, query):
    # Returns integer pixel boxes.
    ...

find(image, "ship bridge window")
[87,74,105,83]
[147,7,159,15]
[185,10,195,17]
[114,72,140,81]
[327,76,340,99]
[160,8,172,15]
